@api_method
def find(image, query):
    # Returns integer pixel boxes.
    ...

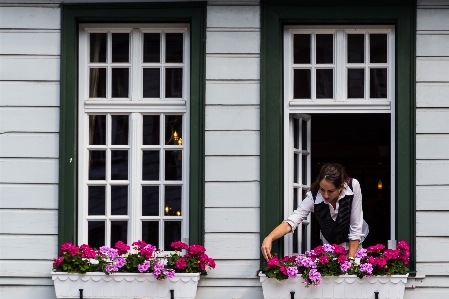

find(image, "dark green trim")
[59,2,206,248]
[260,0,416,273]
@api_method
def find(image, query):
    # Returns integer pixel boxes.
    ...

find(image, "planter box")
[259,273,408,299]
[52,272,200,299]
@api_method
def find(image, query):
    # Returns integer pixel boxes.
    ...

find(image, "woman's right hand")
[261,237,273,261]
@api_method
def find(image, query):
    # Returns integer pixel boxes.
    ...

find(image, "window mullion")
[131,29,141,101]
[129,112,141,243]
[336,29,345,101]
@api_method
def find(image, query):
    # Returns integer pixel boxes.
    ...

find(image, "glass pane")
[165,150,182,181]
[164,221,181,250]
[164,186,181,216]
[144,33,160,63]
[293,118,299,149]
[143,68,161,98]
[142,221,159,248]
[89,115,106,145]
[370,34,387,63]
[294,34,311,64]
[112,33,129,63]
[370,68,387,98]
[347,34,364,63]
[88,221,105,249]
[293,69,311,99]
[294,153,298,184]
[111,185,128,215]
[165,68,183,98]
[302,120,307,151]
[302,155,307,185]
[143,115,160,145]
[165,115,183,145]
[348,69,365,98]
[142,186,159,216]
[301,224,308,254]
[142,151,159,181]
[166,33,183,63]
[89,68,106,98]
[316,69,333,98]
[111,150,128,180]
[90,33,107,63]
[302,189,307,201]
[111,115,129,145]
[111,221,128,246]
[112,68,129,98]
[89,150,106,180]
[293,188,298,253]
[88,186,105,215]
[316,34,333,64]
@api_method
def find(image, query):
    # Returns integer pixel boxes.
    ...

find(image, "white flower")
[90,259,99,265]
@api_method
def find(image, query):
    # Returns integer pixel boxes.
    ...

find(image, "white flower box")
[259,273,408,299]
[52,272,200,299]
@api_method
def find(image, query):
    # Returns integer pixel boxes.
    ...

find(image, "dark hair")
[310,163,348,193]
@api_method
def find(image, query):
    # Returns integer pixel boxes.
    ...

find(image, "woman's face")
[319,179,342,201]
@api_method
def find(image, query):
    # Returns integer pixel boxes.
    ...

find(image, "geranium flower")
[319,255,329,264]
[267,257,280,267]
[340,261,351,272]
[333,245,347,255]
[175,258,187,269]
[287,266,298,278]
[53,257,64,268]
[355,248,367,258]
[337,255,347,263]
[189,244,206,255]
[171,241,189,250]
[114,241,130,255]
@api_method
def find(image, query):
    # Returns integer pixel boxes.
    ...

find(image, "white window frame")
[78,23,190,249]
[283,25,396,256]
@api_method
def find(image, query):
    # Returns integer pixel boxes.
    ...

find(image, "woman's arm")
[348,179,364,250]
[348,239,360,258]
[261,222,292,260]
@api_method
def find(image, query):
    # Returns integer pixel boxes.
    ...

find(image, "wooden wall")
[410,0,449,298]
[0,3,60,299]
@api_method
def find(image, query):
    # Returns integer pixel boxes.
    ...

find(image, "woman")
[261,163,369,260]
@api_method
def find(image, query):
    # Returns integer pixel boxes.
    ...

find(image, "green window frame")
[59,3,206,248]
[260,0,416,273]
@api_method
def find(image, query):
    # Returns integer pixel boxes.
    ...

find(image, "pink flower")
[314,246,324,255]
[175,258,187,269]
[53,257,64,268]
[141,244,156,258]
[132,240,147,250]
[114,241,130,255]
[60,242,79,257]
[189,244,206,255]
[279,266,287,275]
[337,255,347,263]
[208,258,216,269]
[333,245,347,255]
[80,244,97,259]
[397,241,410,252]
[267,257,280,267]
[138,260,151,273]
[383,249,400,261]
[319,255,329,264]
[171,241,189,250]
[367,244,385,253]
[340,261,351,272]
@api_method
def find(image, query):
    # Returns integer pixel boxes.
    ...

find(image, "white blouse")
[283,178,367,242]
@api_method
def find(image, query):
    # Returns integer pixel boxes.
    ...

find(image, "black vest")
[312,179,353,245]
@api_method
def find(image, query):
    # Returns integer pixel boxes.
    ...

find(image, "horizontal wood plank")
[196,286,263,299]
[0,235,57,259]
[206,106,259,131]
[198,278,260,287]
[417,34,449,57]
[206,81,259,105]
[0,133,59,158]
[417,58,449,82]
[417,0,449,5]
[206,31,260,54]
[207,6,260,28]
[205,131,259,156]
[417,212,449,236]
[0,210,57,234]
[205,156,259,181]
[0,31,60,55]
[417,186,449,211]
[417,9,449,31]
[417,237,449,262]
[0,57,60,81]
[417,110,449,133]
[206,56,259,80]
[417,161,449,185]
[0,159,58,184]
[0,260,52,277]
[0,6,60,29]
[417,83,449,108]
[417,134,449,159]
[0,184,58,209]
[205,182,259,208]
[0,277,52,286]
[0,286,56,299]
[404,289,449,299]
[206,260,260,278]
[205,233,260,259]
[417,262,449,276]
[0,107,59,133]
[205,208,259,232]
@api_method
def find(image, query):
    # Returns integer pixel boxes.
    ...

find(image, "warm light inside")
[176,211,181,216]
[178,138,182,145]
[173,131,178,141]
[377,180,383,190]
[165,206,169,214]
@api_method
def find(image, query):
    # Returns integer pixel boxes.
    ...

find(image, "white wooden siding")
[0,31,60,55]
[196,287,263,299]
[207,6,260,28]
[413,3,449,296]
[205,156,259,181]
[206,131,260,155]
[205,182,259,208]
[206,106,259,130]
[205,208,259,232]
[206,55,260,80]
[0,5,60,297]
[206,81,259,105]
[205,233,260,259]
[207,31,260,54]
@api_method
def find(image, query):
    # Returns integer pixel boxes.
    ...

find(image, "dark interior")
[310,113,391,249]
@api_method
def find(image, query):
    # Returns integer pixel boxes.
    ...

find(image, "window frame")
[260,0,416,274]
[60,3,206,249]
